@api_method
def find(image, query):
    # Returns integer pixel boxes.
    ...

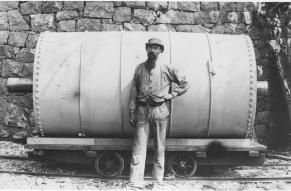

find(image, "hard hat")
[145,38,164,52]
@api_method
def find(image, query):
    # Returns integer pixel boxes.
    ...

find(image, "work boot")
[123,182,144,190]
[151,181,165,190]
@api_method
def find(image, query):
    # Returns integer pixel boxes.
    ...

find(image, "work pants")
[129,110,168,187]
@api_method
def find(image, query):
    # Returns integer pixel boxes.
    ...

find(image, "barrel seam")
[205,33,214,138]
[244,35,257,140]
[34,32,46,137]
[79,32,86,137]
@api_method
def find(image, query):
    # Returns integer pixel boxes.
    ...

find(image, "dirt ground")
[1,141,291,190]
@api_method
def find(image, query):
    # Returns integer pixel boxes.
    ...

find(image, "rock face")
[123,1,146,8]
[0,2,18,12]
[56,11,79,21]
[148,24,176,32]
[31,14,56,32]
[15,48,34,63]
[226,12,241,23]
[0,12,9,30]
[177,2,200,12]
[84,2,114,18]
[0,95,33,134]
[255,111,270,125]
[20,1,42,15]
[2,59,23,78]
[76,18,102,31]
[146,2,168,10]
[7,10,30,31]
[0,45,15,59]
[64,1,84,10]
[101,24,123,31]
[176,25,210,33]
[124,23,145,31]
[134,9,156,24]
[218,2,234,11]
[113,7,131,22]
[57,20,76,32]
[25,34,39,49]
[0,31,9,44]
[41,1,63,13]
[8,32,28,47]
[200,2,219,11]
[242,11,252,24]
[157,10,195,24]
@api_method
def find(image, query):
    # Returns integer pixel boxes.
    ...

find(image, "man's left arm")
[164,66,189,100]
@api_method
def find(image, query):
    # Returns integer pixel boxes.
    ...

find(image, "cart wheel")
[95,151,124,177]
[167,153,197,178]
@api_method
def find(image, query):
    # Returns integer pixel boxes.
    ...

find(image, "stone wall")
[0,1,290,145]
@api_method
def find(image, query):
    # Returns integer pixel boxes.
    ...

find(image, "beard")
[147,52,157,60]
[146,52,158,69]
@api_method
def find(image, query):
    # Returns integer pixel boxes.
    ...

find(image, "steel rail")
[1,155,291,167]
[0,155,28,160]
[0,169,291,183]
[1,154,291,182]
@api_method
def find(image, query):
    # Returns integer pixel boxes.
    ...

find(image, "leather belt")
[138,100,164,107]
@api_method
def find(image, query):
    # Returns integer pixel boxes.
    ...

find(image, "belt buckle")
[149,100,162,107]
[139,102,147,107]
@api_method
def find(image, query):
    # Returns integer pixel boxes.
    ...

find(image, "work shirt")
[129,61,189,120]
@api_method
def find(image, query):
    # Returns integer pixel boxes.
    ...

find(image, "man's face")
[147,44,162,60]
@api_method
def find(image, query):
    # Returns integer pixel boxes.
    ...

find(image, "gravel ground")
[1,141,291,190]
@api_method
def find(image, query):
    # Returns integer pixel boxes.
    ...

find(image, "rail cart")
[7,31,267,177]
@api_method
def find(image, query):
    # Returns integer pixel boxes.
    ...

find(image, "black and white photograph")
[0,0,290,190]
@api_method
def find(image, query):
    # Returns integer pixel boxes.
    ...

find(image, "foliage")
[263,2,290,15]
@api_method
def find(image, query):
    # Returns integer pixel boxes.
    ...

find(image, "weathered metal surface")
[7,78,33,93]
[80,32,122,137]
[33,31,257,138]
[34,32,83,137]
[208,35,256,138]
[26,137,267,151]
[169,33,210,138]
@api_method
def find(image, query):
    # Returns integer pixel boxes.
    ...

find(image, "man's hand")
[129,111,136,128]
[163,94,174,101]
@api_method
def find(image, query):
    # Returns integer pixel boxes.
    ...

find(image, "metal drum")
[33,31,256,138]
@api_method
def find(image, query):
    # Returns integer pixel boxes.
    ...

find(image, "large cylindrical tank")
[33,31,256,138]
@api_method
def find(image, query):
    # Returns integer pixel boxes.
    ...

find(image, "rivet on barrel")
[244,35,255,139]
[34,33,46,137]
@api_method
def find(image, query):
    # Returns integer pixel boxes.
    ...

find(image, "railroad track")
[0,155,28,160]
[1,155,291,167]
[0,169,291,183]
[2,154,291,168]
[1,154,291,183]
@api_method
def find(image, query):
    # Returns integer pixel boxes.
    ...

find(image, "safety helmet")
[145,38,164,52]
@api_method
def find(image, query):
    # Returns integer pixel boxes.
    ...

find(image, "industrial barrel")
[33,31,256,138]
